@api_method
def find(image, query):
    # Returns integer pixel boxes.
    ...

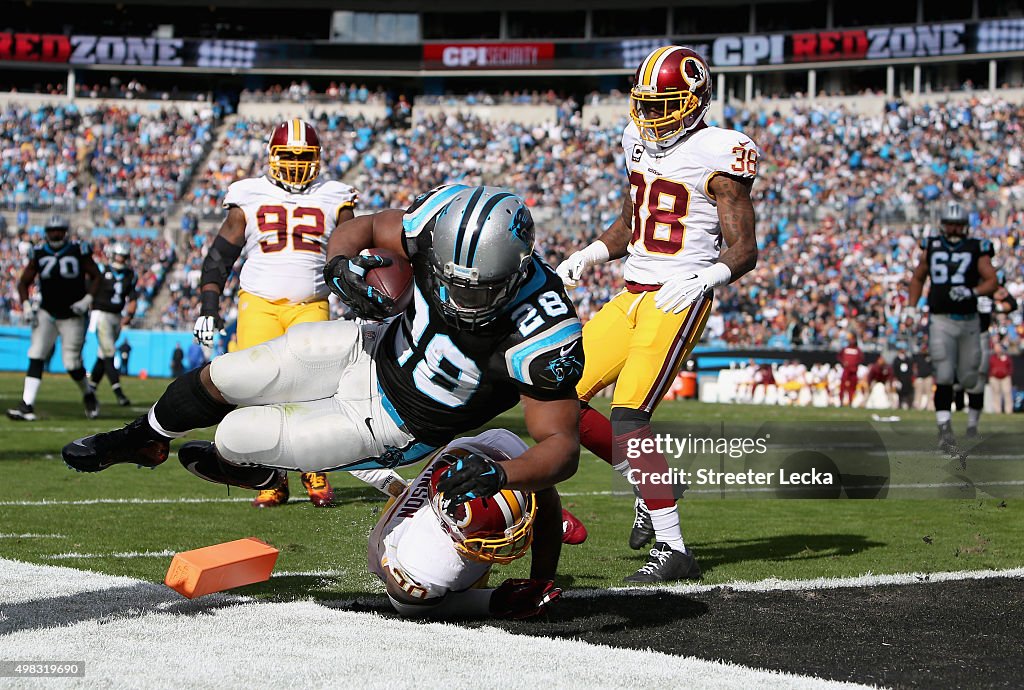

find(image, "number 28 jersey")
[621,122,759,285]
[223,175,357,304]
[375,185,584,448]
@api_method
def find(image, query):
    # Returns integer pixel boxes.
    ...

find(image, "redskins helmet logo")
[680,56,707,90]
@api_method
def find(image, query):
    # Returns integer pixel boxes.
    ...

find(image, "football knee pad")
[209,344,281,403]
[215,406,286,467]
[610,407,652,433]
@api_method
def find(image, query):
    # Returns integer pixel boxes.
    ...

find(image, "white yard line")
[571,566,1024,598]
[44,550,178,561]
[0,533,65,539]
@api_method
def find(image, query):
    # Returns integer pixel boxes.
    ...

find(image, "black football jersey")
[375,185,583,448]
[29,241,91,319]
[94,263,138,314]
[922,236,994,316]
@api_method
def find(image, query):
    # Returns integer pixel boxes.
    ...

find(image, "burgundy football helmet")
[631,45,713,146]
[428,447,536,565]
[267,119,322,192]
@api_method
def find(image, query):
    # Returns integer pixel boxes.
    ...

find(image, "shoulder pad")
[701,128,760,179]
[505,317,583,390]
[979,238,994,254]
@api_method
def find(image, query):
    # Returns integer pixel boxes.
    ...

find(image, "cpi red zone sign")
[0,33,184,66]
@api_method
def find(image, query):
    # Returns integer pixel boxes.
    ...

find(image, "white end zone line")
[569,566,1024,598]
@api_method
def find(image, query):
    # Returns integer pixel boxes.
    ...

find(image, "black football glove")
[490,578,562,619]
[436,451,508,515]
[324,254,396,321]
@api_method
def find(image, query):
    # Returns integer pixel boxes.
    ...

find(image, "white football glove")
[555,241,610,289]
[70,294,93,316]
[193,315,225,348]
[949,285,974,302]
[654,263,732,314]
[976,295,993,314]
[24,304,39,328]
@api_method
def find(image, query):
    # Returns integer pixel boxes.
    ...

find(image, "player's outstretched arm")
[506,396,580,491]
[556,194,632,287]
[327,209,406,261]
[529,486,563,582]
[709,172,758,281]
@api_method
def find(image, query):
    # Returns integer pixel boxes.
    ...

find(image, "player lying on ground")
[62,185,583,510]
[370,429,562,619]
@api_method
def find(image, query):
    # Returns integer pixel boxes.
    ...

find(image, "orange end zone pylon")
[165,537,279,599]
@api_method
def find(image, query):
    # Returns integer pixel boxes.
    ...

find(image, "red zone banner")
[0,20,1022,71]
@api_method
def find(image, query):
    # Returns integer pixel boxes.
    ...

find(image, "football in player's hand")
[361,248,413,317]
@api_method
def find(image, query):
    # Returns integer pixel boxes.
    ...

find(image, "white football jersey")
[223,175,357,304]
[368,429,528,600]
[621,122,760,285]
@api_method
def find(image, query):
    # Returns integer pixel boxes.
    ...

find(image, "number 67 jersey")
[622,121,759,285]
[224,175,358,304]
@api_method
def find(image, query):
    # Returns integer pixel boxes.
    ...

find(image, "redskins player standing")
[193,119,403,508]
[557,46,759,582]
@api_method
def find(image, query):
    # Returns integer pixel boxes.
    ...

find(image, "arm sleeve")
[505,318,584,400]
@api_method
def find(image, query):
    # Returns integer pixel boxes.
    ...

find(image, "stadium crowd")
[1,94,1022,374]
[0,102,217,217]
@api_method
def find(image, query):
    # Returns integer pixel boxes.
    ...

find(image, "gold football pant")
[235,290,330,351]
[576,289,711,413]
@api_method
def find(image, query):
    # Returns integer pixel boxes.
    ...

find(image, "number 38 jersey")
[375,185,584,448]
[223,175,358,304]
[921,235,994,315]
[29,240,91,319]
[621,122,759,285]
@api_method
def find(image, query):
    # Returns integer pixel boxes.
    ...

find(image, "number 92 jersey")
[224,175,357,304]
[622,122,759,285]
[375,185,584,448]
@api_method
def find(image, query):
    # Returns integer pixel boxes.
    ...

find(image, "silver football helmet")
[108,241,130,269]
[940,200,969,241]
[425,186,535,329]
[44,214,70,249]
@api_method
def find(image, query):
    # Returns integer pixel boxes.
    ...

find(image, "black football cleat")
[178,441,285,491]
[629,498,655,550]
[63,416,170,472]
[7,401,37,421]
[115,391,132,407]
[83,391,100,419]
[938,422,957,453]
[624,542,702,583]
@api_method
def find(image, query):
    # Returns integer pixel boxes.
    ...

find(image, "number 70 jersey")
[621,122,759,285]
[224,175,358,304]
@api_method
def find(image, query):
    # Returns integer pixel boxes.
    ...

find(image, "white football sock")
[936,410,952,426]
[351,468,407,497]
[23,376,41,406]
[968,408,981,429]
[650,506,685,552]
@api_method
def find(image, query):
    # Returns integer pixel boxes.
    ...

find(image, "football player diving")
[556,46,759,582]
[370,429,562,619]
[63,185,584,519]
[907,200,997,452]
